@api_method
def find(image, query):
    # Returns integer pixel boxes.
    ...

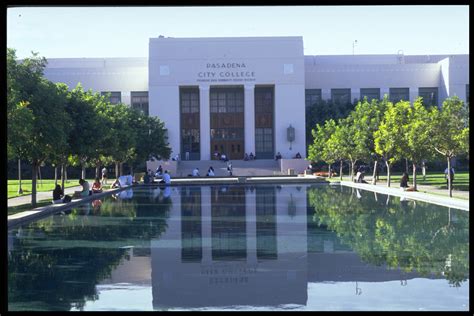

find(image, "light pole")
[352,40,358,55]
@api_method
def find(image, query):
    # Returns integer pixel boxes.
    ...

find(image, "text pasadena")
[207,63,246,69]
[198,71,255,78]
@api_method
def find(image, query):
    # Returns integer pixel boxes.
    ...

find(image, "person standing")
[227,162,233,176]
[101,167,108,185]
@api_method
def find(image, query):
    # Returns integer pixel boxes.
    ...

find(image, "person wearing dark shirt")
[53,184,63,203]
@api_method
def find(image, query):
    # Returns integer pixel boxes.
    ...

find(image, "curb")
[8,186,130,229]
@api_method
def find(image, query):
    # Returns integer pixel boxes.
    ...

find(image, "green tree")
[374,100,409,187]
[130,110,171,173]
[403,97,435,190]
[430,96,469,197]
[7,49,37,193]
[349,97,389,184]
[106,102,138,178]
[27,79,71,206]
[65,84,103,179]
[308,119,336,175]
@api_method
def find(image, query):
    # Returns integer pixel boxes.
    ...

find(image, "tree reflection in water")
[8,187,172,311]
[307,185,469,287]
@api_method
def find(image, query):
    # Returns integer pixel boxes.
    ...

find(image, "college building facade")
[43,36,469,161]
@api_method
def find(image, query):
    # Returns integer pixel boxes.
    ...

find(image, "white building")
[43,36,469,161]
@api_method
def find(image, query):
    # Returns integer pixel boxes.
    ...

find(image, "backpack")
[63,195,72,203]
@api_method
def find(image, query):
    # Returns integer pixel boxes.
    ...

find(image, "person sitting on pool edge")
[400,172,416,191]
[73,179,91,198]
[52,184,72,204]
[159,170,171,185]
[92,177,103,193]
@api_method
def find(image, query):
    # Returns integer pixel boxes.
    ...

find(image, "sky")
[7,5,469,59]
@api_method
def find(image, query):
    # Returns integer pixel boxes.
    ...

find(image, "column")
[199,85,210,160]
[244,84,255,155]
[351,88,360,103]
[380,88,390,100]
[321,88,331,101]
[409,86,419,104]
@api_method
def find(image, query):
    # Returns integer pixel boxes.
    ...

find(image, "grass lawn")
[325,172,469,191]
[8,179,97,199]
[375,172,469,191]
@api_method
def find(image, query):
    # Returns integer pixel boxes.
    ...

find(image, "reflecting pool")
[8,184,469,311]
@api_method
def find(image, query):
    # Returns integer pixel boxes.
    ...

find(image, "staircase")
[176,159,281,177]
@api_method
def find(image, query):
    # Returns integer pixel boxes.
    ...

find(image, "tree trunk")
[422,160,426,181]
[385,160,391,187]
[120,162,124,177]
[405,158,409,175]
[350,160,356,181]
[372,160,378,185]
[95,164,100,179]
[18,158,23,194]
[81,165,86,180]
[339,160,343,181]
[412,162,417,191]
[115,162,119,179]
[65,168,68,183]
[38,165,42,188]
[447,157,452,198]
[31,160,38,207]
[54,166,58,186]
[61,163,66,192]
[328,163,331,178]
[130,165,134,177]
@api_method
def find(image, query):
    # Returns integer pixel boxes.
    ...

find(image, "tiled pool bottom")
[8,184,469,311]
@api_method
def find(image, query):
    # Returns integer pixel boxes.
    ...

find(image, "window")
[255,128,273,154]
[418,87,438,107]
[101,91,121,104]
[305,89,322,107]
[331,89,351,105]
[131,91,149,115]
[181,129,200,154]
[210,89,244,113]
[180,89,200,113]
[360,88,380,102]
[180,87,200,159]
[389,88,409,103]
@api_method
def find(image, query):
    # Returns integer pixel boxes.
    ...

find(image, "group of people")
[190,166,217,177]
[243,152,256,161]
[189,164,233,177]
[214,152,229,162]
[52,177,104,204]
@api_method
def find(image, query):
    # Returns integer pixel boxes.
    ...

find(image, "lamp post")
[352,40,358,55]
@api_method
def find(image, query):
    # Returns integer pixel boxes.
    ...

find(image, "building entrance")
[211,140,244,160]
[210,87,245,160]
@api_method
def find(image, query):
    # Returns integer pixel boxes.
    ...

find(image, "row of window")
[101,91,150,115]
[305,87,439,107]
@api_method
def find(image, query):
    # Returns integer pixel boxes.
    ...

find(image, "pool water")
[7,184,469,311]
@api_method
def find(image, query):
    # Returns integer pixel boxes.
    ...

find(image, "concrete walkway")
[311,175,469,211]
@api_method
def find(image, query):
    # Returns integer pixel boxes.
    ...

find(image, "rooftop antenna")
[397,50,405,64]
[352,40,358,55]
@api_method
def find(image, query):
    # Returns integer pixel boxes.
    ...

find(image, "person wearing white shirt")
[207,166,215,177]
[160,170,171,185]
[192,168,200,177]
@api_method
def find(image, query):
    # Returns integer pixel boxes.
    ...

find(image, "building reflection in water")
[151,184,308,309]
